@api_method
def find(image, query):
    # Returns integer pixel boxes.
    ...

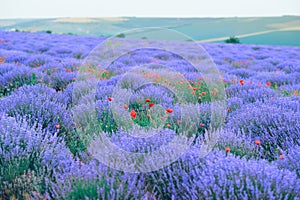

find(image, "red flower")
[108,97,113,101]
[166,124,171,128]
[199,123,205,127]
[225,147,230,153]
[145,98,151,103]
[279,154,284,159]
[254,140,261,145]
[239,80,244,86]
[123,104,129,109]
[266,81,271,87]
[56,124,60,129]
[227,108,231,113]
[130,110,137,119]
[149,103,154,108]
[165,108,173,113]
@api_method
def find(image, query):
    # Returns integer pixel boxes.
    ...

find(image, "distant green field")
[238,30,300,46]
[0,16,299,46]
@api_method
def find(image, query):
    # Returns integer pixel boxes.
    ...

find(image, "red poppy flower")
[199,123,205,127]
[145,98,151,103]
[279,154,284,159]
[56,124,60,129]
[227,108,231,113]
[130,110,137,119]
[149,103,154,108]
[108,97,113,101]
[165,108,173,113]
[239,80,244,86]
[123,104,129,109]
[254,140,261,145]
[225,147,230,153]
[266,81,271,87]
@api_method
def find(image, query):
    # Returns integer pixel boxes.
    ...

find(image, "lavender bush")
[0,114,75,199]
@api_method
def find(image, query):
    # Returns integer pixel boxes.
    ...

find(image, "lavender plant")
[0,114,74,199]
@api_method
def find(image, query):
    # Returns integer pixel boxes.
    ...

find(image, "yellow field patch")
[53,17,128,23]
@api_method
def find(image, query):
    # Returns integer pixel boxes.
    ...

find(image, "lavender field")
[0,30,300,199]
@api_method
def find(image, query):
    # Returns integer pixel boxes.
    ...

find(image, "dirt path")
[198,26,300,42]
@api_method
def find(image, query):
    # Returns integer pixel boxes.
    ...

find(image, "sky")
[0,0,299,18]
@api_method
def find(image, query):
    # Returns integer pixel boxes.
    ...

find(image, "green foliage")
[116,33,126,38]
[66,178,111,200]
[128,102,151,127]
[99,110,118,135]
[0,72,39,97]
[74,53,82,59]
[45,30,52,34]
[30,72,37,85]
[215,144,258,160]
[225,36,241,44]
[1,169,43,199]
[66,132,87,157]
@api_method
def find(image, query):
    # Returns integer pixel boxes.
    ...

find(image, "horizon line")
[0,15,299,20]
